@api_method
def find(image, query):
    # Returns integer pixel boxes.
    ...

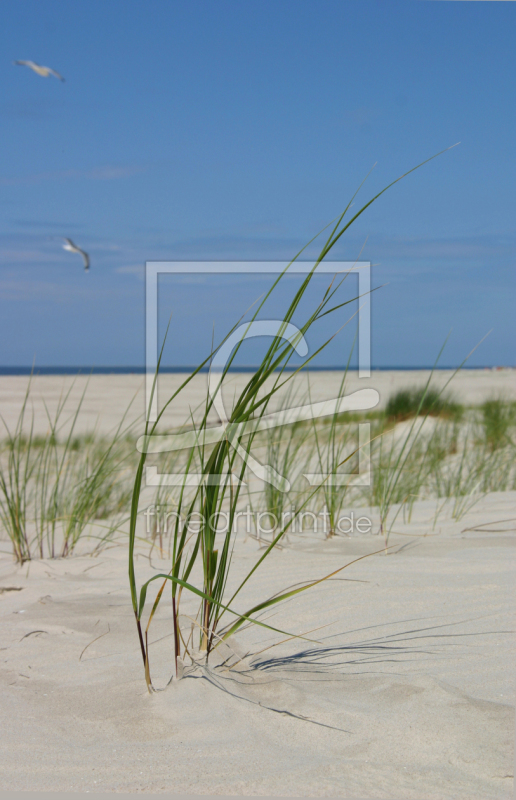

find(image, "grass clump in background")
[385,386,463,423]
[0,380,134,563]
[480,398,516,451]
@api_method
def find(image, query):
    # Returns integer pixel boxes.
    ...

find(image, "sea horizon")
[0,365,513,376]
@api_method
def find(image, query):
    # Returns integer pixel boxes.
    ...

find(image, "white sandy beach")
[0,368,514,435]
[0,371,514,798]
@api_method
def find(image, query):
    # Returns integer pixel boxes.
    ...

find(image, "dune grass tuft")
[480,398,516,452]
[0,379,134,562]
[385,387,463,423]
[128,151,460,689]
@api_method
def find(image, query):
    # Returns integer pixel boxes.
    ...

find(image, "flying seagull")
[62,238,89,271]
[13,60,65,82]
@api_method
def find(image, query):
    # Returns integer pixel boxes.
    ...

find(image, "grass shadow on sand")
[174,614,512,733]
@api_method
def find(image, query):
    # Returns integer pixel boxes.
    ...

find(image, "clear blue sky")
[0,0,514,367]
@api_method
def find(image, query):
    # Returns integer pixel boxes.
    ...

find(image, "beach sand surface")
[0,371,514,797]
[0,369,514,436]
[0,492,514,798]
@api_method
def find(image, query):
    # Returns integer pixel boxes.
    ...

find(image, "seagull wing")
[79,249,90,270]
[61,238,88,269]
[48,67,65,82]
[24,62,44,76]
[13,61,64,80]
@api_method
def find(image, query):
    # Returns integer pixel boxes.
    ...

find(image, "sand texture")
[0,371,514,797]
[0,493,514,797]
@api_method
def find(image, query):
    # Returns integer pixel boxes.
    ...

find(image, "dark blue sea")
[0,366,503,376]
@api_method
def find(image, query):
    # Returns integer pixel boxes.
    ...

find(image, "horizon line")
[0,365,513,376]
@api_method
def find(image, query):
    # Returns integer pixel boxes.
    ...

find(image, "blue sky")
[0,0,514,367]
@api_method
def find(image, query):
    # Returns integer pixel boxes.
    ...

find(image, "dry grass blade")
[79,623,111,661]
